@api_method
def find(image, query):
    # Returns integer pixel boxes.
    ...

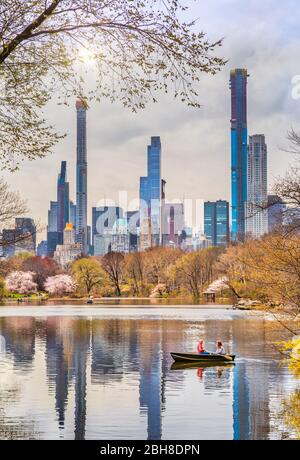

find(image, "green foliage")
[72,257,106,295]
[0,276,7,299]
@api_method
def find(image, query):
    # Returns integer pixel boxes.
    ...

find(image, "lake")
[0,305,298,440]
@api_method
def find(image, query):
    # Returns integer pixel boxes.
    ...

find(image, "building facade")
[47,200,59,256]
[92,206,123,256]
[161,202,185,248]
[70,201,77,229]
[139,137,162,250]
[246,135,268,238]
[2,218,36,257]
[54,223,81,267]
[230,68,249,241]
[76,100,88,254]
[204,201,230,247]
[111,218,130,253]
[57,161,70,238]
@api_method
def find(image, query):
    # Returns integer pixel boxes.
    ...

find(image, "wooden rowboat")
[170,352,235,363]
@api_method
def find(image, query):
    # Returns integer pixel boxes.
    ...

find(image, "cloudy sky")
[3,0,300,238]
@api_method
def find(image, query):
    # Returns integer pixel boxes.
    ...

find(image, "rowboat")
[170,352,236,363]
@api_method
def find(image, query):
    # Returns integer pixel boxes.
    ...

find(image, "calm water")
[0,306,298,440]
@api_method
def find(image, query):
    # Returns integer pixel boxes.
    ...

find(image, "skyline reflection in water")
[0,310,298,440]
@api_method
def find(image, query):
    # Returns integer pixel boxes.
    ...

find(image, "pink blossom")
[5,271,37,294]
[44,274,76,295]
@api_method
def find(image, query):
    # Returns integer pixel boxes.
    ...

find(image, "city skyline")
[1,0,298,240]
[1,61,286,255]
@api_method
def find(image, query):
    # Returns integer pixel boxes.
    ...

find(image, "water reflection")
[0,312,298,440]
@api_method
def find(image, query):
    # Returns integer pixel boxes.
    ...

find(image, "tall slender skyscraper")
[75,100,88,253]
[57,161,70,240]
[246,135,268,238]
[139,137,162,250]
[230,69,249,241]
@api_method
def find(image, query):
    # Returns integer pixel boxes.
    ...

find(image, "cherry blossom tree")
[44,274,76,296]
[5,271,37,294]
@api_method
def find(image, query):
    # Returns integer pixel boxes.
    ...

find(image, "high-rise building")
[57,161,70,238]
[70,201,77,229]
[54,223,82,267]
[161,202,185,248]
[76,100,88,254]
[246,135,268,238]
[111,218,130,253]
[204,201,230,247]
[37,240,48,257]
[92,206,123,256]
[139,137,162,250]
[47,201,59,256]
[94,232,112,256]
[2,218,36,257]
[126,210,139,252]
[230,69,249,241]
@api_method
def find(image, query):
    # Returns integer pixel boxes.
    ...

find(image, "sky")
[2,0,300,239]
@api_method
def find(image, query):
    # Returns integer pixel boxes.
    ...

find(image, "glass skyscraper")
[246,135,268,238]
[76,100,88,254]
[139,137,162,249]
[204,200,229,247]
[57,161,70,239]
[47,200,59,255]
[230,69,249,241]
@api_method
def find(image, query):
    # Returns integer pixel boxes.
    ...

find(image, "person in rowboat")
[215,341,226,355]
[197,339,210,355]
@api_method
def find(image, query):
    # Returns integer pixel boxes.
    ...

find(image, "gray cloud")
[2,0,300,239]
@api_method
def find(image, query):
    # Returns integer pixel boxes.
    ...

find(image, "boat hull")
[170,352,235,363]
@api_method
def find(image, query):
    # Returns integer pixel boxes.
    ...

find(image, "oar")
[223,355,233,361]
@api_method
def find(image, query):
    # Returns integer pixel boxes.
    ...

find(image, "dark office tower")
[204,201,229,247]
[70,201,77,229]
[230,69,249,241]
[57,161,70,239]
[47,200,59,256]
[87,225,91,253]
[126,210,140,252]
[76,100,88,254]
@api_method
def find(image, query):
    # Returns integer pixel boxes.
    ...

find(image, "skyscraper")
[139,137,162,250]
[204,200,229,247]
[246,135,268,238]
[70,201,77,229]
[92,206,123,255]
[230,69,249,241]
[47,200,59,255]
[76,100,88,254]
[161,202,185,248]
[57,161,70,240]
